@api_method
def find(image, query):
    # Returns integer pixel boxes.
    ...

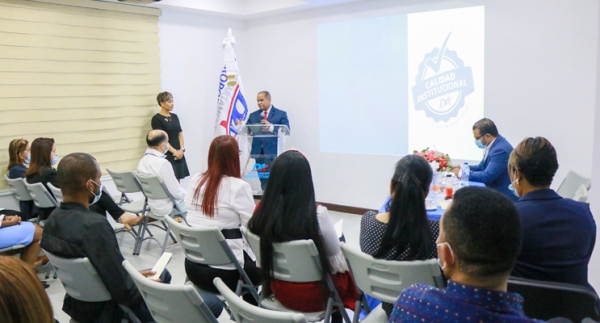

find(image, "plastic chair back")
[4,174,32,201]
[508,277,600,322]
[241,227,261,266]
[214,277,308,323]
[107,168,143,194]
[133,172,171,200]
[43,250,111,302]
[164,216,233,266]
[47,183,63,203]
[573,184,589,202]
[24,182,59,208]
[123,260,219,323]
[557,170,591,199]
[340,243,443,304]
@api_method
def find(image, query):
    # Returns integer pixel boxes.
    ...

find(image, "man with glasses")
[452,118,517,201]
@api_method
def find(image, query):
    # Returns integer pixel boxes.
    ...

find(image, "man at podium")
[245,91,290,191]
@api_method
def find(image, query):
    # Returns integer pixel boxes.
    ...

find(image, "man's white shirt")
[137,148,186,216]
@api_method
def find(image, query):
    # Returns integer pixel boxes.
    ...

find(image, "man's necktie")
[263,111,268,120]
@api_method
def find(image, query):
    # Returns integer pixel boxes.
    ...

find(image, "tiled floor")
[43,210,362,323]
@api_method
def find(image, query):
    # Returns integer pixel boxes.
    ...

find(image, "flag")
[213,28,251,175]
[214,28,249,137]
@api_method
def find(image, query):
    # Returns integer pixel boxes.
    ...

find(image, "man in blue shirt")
[452,118,517,202]
[389,187,538,323]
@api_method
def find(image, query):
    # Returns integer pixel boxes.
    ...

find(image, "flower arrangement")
[414,148,452,172]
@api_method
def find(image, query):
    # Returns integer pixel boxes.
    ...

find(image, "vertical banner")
[214,28,250,170]
[407,6,485,160]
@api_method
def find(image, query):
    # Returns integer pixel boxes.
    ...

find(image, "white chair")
[46,183,63,202]
[133,172,183,255]
[164,217,259,302]
[106,168,148,214]
[0,244,26,254]
[241,227,351,323]
[4,174,33,203]
[43,249,141,323]
[573,184,589,202]
[23,182,59,209]
[556,170,591,199]
[122,260,230,323]
[340,243,444,323]
[214,277,309,323]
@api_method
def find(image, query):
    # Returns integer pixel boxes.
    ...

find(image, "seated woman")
[184,135,261,304]
[0,210,43,269]
[359,154,439,317]
[247,150,357,323]
[25,137,141,226]
[7,138,36,219]
[509,137,597,293]
[0,256,54,323]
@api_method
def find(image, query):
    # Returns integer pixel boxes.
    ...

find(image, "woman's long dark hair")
[247,150,331,296]
[375,154,434,260]
[25,138,54,178]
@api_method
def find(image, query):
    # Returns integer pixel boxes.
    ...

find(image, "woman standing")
[152,92,190,181]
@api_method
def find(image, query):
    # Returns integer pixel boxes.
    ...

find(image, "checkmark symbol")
[425,32,452,73]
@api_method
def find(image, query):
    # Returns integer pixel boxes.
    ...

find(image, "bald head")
[146,130,168,148]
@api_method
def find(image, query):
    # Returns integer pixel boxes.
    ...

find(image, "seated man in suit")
[137,130,186,218]
[389,187,537,322]
[242,91,290,192]
[39,153,172,323]
[452,118,518,202]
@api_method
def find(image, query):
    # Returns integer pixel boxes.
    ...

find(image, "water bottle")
[461,162,470,186]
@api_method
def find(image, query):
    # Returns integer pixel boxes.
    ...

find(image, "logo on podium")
[412,32,474,122]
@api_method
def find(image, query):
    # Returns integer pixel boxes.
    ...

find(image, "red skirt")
[270,271,358,312]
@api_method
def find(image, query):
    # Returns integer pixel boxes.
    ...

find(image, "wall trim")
[253,195,372,215]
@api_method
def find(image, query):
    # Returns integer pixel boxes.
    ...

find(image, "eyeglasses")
[474,133,487,141]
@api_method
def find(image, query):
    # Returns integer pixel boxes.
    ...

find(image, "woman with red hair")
[184,135,261,304]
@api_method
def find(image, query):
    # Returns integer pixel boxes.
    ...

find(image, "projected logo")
[412,32,474,122]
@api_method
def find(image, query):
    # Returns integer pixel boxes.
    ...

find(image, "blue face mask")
[87,180,103,205]
[508,184,519,198]
[51,155,59,165]
[25,153,30,165]
[164,143,169,155]
[475,139,486,149]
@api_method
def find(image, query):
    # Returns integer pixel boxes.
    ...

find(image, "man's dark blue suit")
[469,134,518,202]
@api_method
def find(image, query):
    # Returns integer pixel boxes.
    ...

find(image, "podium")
[236,124,291,195]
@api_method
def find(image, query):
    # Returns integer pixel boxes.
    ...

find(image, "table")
[377,181,486,221]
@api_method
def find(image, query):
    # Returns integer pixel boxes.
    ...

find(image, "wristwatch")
[181,148,186,152]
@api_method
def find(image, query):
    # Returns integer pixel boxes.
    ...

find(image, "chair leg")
[160,224,170,254]
[324,294,334,323]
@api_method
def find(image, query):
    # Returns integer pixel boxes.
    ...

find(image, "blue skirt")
[0,222,35,249]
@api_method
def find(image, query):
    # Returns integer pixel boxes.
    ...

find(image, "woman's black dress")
[151,113,190,180]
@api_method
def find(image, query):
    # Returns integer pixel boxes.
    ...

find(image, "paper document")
[334,220,343,238]
[149,252,172,280]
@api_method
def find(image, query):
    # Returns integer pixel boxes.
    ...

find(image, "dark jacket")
[8,164,27,179]
[40,202,151,323]
[512,189,597,292]
[247,106,290,157]
[469,135,518,202]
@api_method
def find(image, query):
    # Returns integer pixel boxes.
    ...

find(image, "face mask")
[24,153,30,165]
[436,242,455,271]
[87,180,103,205]
[164,143,169,155]
[51,155,59,165]
[475,139,486,149]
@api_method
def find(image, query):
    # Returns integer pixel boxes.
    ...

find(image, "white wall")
[240,0,599,208]
[158,10,246,190]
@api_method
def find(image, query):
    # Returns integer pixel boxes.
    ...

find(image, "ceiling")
[145,0,367,19]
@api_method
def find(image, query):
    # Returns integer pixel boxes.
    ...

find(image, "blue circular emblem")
[412,33,475,122]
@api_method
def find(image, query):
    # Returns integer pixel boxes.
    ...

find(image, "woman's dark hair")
[193,136,241,217]
[508,137,558,187]
[156,91,173,106]
[7,138,28,170]
[247,150,331,296]
[375,154,434,260]
[25,138,54,177]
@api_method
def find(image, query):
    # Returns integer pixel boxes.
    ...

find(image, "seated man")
[137,130,186,218]
[40,153,172,322]
[389,187,537,322]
